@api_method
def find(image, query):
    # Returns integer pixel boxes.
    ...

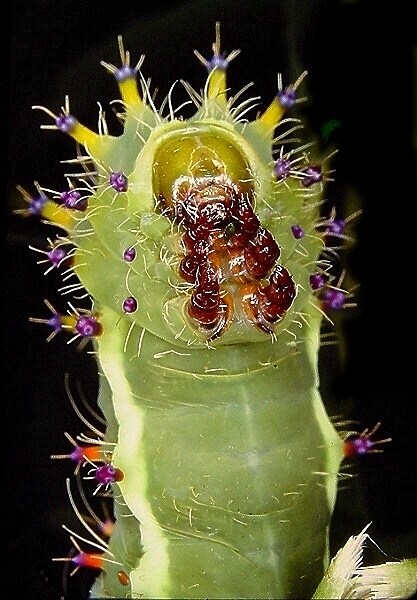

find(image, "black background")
[5,1,417,598]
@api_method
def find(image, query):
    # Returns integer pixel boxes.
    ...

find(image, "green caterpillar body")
[23,27,346,599]
[92,306,341,598]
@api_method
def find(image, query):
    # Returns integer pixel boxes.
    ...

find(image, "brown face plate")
[160,177,295,337]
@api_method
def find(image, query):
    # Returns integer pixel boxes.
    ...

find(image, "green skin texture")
[90,305,342,598]
[42,57,345,598]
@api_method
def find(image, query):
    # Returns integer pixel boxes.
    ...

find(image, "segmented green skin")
[30,35,345,598]
[91,305,342,598]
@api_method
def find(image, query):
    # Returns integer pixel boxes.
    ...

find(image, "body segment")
[93,305,342,597]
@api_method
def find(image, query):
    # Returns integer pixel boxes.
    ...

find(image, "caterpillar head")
[25,24,334,349]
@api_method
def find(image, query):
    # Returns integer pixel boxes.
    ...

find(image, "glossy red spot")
[179,255,200,283]
[189,263,221,326]
[117,570,130,586]
[231,194,260,236]
[262,266,296,309]
[244,228,280,279]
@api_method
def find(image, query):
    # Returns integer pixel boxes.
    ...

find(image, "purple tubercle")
[309,272,326,290]
[75,315,102,338]
[302,165,322,187]
[114,65,137,82]
[322,288,346,310]
[109,171,128,193]
[343,423,391,458]
[326,218,346,237]
[94,464,119,486]
[291,224,305,239]
[277,88,297,109]
[123,247,136,262]
[122,296,138,313]
[69,445,90,464]
[55,113,77,134]
[48,313,64,334]
[60,189,88,211]
[27,193,48,216]
[345,436,375,456]
[206,53,229,72]
[274,158,292,181]
[46,246,69,268]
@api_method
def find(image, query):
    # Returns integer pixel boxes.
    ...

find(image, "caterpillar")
[15,22,417,600]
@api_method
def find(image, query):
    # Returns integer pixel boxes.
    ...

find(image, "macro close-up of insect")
[5,1,417,599]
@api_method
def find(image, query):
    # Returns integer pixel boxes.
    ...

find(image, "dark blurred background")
[5,1,417,598]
